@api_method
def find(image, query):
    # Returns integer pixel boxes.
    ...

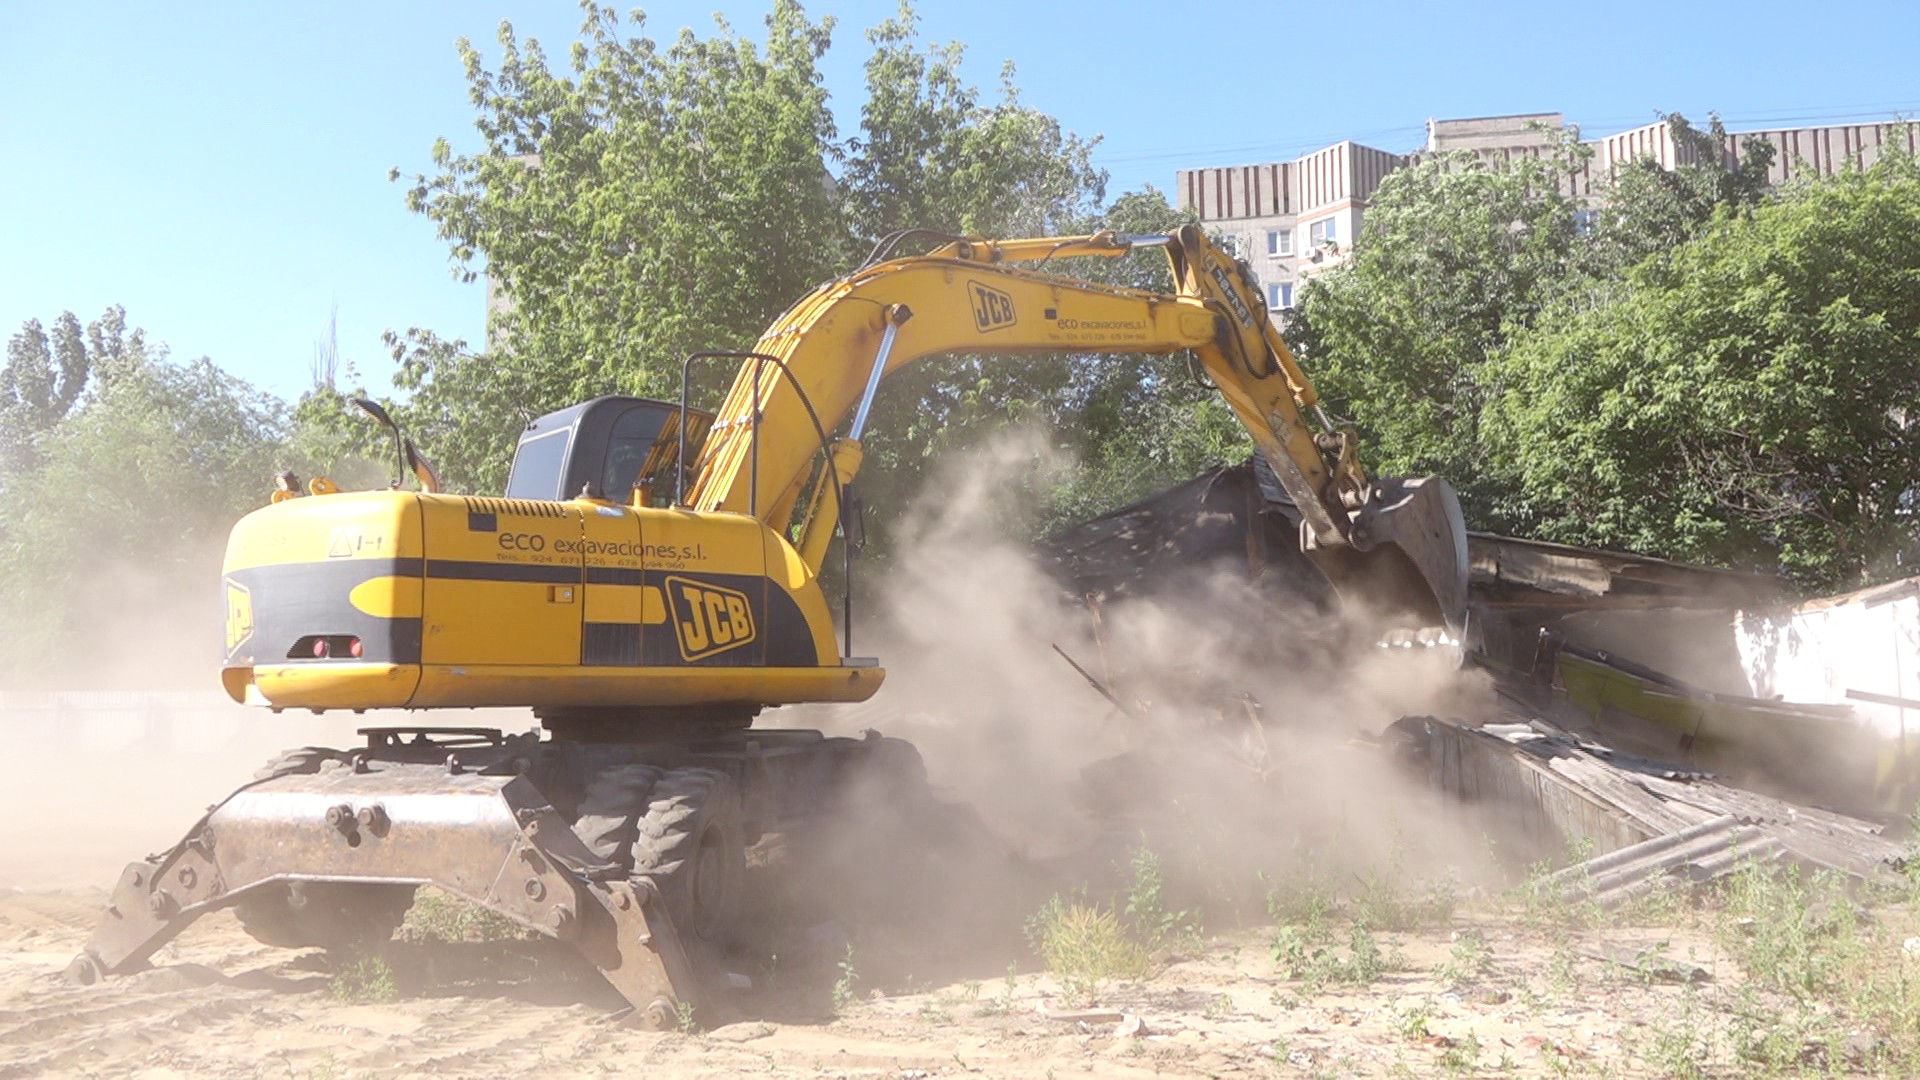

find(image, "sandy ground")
[0,697,1766,1079]
[0,879,1756,1080]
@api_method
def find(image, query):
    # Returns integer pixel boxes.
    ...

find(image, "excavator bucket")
[1239,455,1468,641]
[1305,475,1470,643]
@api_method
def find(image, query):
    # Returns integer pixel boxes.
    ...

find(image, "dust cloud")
[786,430,1512,935]
[0,540,405,889]
[4,433,1504,968]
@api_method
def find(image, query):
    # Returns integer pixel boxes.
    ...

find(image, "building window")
[1309,217,1337,246]
[1267,282,1294,311]
[1267,228,1292,256]
[1573,209,1598,235]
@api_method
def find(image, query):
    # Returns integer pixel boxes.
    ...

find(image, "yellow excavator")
[69,225,1466,1025]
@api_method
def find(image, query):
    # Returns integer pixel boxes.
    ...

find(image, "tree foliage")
[1589,114,1777,273]
[393,1,850,491]
[1284,140,1589,525]
[1490,152,1920,589]
[0,333,289,685]
[1290,112,1920,590]
[1,306,149,481]
[391,0,1214,533]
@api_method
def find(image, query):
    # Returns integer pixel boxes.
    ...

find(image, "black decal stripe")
[224,560,423,666]
[583,622,641,665]
[426,560,580,584]
[229,559,820,671]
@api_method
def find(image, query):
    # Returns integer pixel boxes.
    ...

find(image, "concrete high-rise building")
[1178,112,1920,322]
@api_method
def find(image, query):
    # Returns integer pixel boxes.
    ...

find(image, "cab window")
[601,405,671,505]
[505,429,570,500]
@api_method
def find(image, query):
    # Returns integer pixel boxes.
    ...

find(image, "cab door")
[419,496,584,667]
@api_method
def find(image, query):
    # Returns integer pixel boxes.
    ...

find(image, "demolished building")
[1040,460,1917,891]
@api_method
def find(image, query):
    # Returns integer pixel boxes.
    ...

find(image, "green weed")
[1438,1033,1482,1075]
[1715,863,1863,1000]
[1513,841,1605,932]
[1437,927,1492,987]
[1641,987,1713,1079]
[916,992,956,1024]
[831,943,859,1015]
[1353,858,1457,931]
[1026,894,1151,1004]
[1124,839,1201,950]
[1271,922,1394,992]
[1263,867,1337,936]
[398,888,528,944]
[328,951,397,1004]
[1394,996,1433,1040]
[976,963,1021,1016]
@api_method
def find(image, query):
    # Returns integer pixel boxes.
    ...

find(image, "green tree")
[2,306,149,480]
[1283,142,1590,525]
[1590,113,1777,273]
[394,0,847,492]
[286,307,395,492]
[0,347,290,685]
[826,6,1132,552]
[392,0,1214,544]
[842,5,1102,240]
[1488,152,1920,590]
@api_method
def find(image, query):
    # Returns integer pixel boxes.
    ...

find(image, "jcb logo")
[665,576,757,662]
[225,579,254,655]
[967,281,1016,332]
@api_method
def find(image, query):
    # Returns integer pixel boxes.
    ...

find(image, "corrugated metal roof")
[1397,715,1905,888]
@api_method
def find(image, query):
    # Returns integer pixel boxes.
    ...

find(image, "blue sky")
[4,0,1917,402]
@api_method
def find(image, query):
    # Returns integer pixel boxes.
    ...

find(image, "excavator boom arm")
[689,228,1346,541]
[684,224,1466,634]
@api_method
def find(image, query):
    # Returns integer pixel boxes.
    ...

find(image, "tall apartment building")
[1179,112,1920,320]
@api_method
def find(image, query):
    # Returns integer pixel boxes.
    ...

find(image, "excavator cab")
[504,395,714,506]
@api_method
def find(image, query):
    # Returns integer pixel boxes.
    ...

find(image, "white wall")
[1736,579,1920,740]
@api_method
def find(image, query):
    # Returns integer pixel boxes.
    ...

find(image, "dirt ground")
[0,880,1790,1079]
[2,696,1900,1078]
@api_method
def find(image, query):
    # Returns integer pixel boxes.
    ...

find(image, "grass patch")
[328,951,398,1003]
[1437,927,1492,987]
[1271,922,1395,993]
[1262,866,1337,934]
[830,943,859,1016]
[1026,895,1151,1004]
[1714,862,1864,1001]
[1351,839,1457,932]
[397,888,529,944]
